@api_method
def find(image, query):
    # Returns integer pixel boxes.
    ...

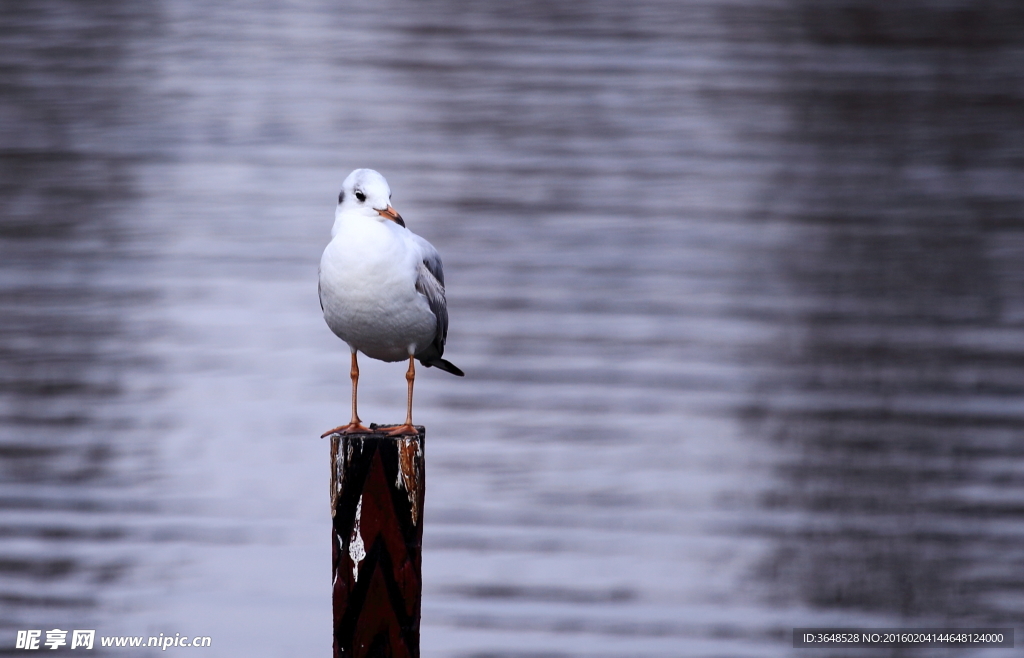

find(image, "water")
[2,1,1024,656]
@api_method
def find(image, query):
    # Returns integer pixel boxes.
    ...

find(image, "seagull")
[319,169,463,437]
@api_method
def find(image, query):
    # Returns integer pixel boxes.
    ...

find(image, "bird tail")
[423,358,465,377]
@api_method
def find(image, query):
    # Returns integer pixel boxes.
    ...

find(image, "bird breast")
[319,219,436,362]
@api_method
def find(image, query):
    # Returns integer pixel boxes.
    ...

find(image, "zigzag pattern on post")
[329,428,425,658]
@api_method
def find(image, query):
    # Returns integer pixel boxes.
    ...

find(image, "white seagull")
[319,169,463,437]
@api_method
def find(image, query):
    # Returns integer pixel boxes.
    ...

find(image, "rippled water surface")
[2,1,1024,656]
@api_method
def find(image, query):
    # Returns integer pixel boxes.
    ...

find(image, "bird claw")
[382,424,420,436]
[320,422,372,438]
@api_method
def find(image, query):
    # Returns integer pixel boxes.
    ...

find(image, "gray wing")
[412,236,448,358]
[317,267,324,312]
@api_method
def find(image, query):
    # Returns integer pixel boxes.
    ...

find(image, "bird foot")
[321,422,372,438]
[382,423,420,436]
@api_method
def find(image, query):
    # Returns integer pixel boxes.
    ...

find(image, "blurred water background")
[2,0,1024,656]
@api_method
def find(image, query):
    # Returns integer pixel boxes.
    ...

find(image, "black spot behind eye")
[355,191,366,202]
[338,191,345,204]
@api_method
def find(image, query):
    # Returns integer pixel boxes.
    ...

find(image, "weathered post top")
[328,426,425,658]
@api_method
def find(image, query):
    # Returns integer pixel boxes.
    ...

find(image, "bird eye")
[338,191,345,204]
[355,191,366,203]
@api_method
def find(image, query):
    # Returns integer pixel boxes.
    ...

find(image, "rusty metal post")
[329,426,425,658]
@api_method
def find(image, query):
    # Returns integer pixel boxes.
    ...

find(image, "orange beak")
[377,205,405,227]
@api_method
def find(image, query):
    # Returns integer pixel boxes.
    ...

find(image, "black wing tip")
[425,358,465,377]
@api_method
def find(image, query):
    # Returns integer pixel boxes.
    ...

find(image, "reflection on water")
[1,0,1023,656]
[749,0,1024,631]
[0,2,162,638]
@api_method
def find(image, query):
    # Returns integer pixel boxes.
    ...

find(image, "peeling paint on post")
[328,426,425,658]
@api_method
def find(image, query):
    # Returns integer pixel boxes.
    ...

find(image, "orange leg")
[386,355,419,436]
[321,350,371,437]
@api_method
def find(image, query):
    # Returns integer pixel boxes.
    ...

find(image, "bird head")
[336,169,405,227]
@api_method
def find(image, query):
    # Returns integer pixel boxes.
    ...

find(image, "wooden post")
[329,426,425,658]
